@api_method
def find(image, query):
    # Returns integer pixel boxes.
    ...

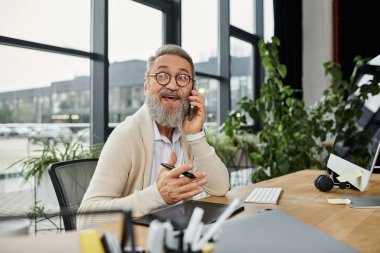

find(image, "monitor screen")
[327,55,380,191]
[331,73,380,171]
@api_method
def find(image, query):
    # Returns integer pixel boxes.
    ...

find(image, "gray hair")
[145,44,195,78]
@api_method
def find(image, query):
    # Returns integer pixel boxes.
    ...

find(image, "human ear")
[144,79,150,95]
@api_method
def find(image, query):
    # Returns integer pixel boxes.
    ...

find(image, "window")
[0,0,92,187]
[0,45,89,94]
[230,38,254,110]
[230,0,255,33]
[108,0,163,124]
[0,0,91,51]
[196,77,220,127]
[0,0,269,155]
[0,45,90,127]
[182,0,218,76]
[0,45,90,201]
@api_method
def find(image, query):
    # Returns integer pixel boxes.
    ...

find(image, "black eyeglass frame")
[145,72,194,87]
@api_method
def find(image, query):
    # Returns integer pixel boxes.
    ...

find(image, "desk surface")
[2,170,379,253]
[213,169,380,253]
[98,170,380,253]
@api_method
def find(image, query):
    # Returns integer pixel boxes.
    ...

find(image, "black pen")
[160,163,196,179]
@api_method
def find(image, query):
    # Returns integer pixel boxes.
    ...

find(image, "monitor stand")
[327,153,372,191]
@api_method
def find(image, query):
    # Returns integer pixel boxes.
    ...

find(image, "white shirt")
[150,120,185,184]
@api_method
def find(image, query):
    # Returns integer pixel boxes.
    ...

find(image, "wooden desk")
[1,170,379,252]
[101,170,380,253]
[218,169,380,253]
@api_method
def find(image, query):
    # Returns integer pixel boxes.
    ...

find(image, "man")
[77,44,229,229]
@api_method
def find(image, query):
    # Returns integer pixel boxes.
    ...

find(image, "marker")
[184,207,204,248]
[160,163,196,179]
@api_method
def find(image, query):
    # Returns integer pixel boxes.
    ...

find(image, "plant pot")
[0,219,29,238]
[36,169,59,209]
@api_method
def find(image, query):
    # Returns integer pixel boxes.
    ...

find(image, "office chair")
[48,158,98,231]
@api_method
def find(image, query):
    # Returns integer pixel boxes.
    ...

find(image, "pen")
[160,163,196,179]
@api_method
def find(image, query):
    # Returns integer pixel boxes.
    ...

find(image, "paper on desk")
[337,168,362,182]
[327,198,351,205]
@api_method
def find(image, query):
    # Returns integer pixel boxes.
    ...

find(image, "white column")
[302,0,333,106]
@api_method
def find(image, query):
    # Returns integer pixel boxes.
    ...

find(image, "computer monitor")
[327,55,380,191]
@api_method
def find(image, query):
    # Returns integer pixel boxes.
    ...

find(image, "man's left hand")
[183,89,205,134]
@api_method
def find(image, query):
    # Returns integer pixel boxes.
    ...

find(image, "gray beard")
[145,89,190,128]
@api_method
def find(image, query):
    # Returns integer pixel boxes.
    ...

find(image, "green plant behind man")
[9,140,102,185]
[224,37,380,182]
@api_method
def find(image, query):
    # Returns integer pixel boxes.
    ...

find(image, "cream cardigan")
[77,104,230,229]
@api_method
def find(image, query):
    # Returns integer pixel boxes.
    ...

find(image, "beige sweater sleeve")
[189,137,230,196]
[76,121,168,230]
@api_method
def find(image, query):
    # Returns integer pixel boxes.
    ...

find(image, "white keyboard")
[245,187,282,204]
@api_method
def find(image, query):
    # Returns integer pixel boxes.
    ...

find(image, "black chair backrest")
[48,158,98,231]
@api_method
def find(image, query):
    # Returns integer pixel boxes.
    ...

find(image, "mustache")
[145,88,189,128]
[158,89,182,99]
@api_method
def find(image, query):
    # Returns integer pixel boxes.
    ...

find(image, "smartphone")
[188,81,197,120]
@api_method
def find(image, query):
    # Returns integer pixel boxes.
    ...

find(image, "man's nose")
[165,77,179,90]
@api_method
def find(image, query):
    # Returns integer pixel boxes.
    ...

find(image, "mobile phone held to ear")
[188,81,197,121]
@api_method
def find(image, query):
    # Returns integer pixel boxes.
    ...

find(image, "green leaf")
[272,36,280,45]
[278,64,287,78]
[285,98,292,107]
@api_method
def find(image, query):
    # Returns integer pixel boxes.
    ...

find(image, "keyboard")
[245,187,282,204]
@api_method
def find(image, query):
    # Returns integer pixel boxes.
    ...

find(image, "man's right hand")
[157,152,207,204]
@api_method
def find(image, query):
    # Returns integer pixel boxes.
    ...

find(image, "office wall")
[302,0,333,106]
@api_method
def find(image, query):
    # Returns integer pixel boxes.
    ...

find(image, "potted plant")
[8,138,102,233]
[223,37,380,182]
[13,139,102,186]
[206,129,258,170]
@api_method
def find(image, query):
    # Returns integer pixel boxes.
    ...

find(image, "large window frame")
[93,0,181,143]
[0,0,265,145]
[193,0,264,124]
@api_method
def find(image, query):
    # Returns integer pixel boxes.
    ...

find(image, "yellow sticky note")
[327,198,351,205]
[79,230,105,253]
[337,168,362,182]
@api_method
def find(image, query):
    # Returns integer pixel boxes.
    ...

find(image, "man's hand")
[157,152,207,204]
[182,89,206,135]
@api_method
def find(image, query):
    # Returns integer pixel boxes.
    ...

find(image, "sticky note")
[327,198,351,205]
[337,168,362,182]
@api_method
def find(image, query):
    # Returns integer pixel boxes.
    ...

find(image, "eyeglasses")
[145,72,194,87]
